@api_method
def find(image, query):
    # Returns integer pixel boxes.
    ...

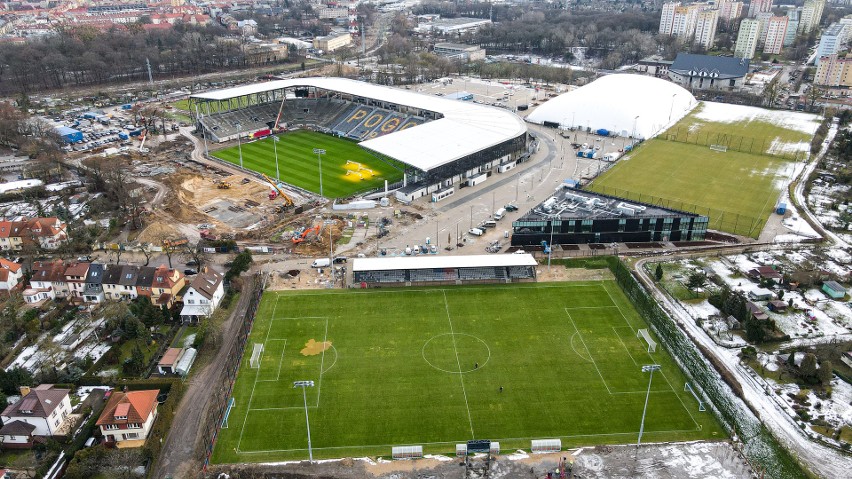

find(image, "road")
[150,274,257,479]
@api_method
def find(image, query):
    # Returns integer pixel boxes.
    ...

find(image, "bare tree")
[138,242,155,266]
[107,245,124,265]
[181,241,211,270]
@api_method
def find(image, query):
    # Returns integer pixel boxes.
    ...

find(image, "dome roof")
[527,74,697,139]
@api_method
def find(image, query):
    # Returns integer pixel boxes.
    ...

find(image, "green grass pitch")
[212,130,404,198]
[590,140,791,238]
[211,282,723,463]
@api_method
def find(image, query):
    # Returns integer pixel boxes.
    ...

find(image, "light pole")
[273,136,281,181]
[547,213,557,270]
[293,380,315,462]
[668,94,677,123]
[632,115,639,143]
[637,364,661,446]
[235,121,243,169]
[313,148,326,197]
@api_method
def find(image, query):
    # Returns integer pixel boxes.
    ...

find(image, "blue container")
[776,203,787,215]
[121,104,133,110]
[118,132,129,140]
[596,129,610,136]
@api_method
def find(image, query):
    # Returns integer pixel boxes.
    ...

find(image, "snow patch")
[693,102,821,134]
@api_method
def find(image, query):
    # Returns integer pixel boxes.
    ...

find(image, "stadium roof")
[352,253,537,272]
[669,53,749,79]
[190,77,527,172]
[526,74,697,140]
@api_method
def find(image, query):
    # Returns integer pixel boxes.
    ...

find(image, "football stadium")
[190,78,532,200]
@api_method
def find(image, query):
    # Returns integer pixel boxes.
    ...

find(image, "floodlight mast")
[293,380,315,462]
[637,364,661,446]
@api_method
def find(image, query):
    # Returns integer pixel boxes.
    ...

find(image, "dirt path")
[151,276,256,479]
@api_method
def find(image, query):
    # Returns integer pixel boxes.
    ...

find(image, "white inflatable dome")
[527,74,697,140]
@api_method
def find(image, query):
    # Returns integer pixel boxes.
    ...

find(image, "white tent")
[527,74,697,140]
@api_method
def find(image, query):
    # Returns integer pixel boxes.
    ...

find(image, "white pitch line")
[271,284,603,298]
[237,296,279,452]
[256,339,287,383]
[443,290,475,438]
[564,309,612,394]
[316,318,329,407]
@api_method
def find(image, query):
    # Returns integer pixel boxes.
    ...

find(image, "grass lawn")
[590,140,791,237]
[212,130,404,198]
[211,282,723,463]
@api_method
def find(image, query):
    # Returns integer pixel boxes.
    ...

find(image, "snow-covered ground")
[693,102,821,135]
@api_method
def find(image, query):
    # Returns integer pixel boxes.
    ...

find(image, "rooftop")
[669,53,750,79]
[515,187,702,223]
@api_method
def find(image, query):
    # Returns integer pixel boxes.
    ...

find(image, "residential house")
[0,258,23,292]
[749,288,775,301]
[0,385,72,448]
[180,267,225,324]
[83,263,105,304]
[25,218,67,250]
[0,221,24,251]
[726,314,741,330]
[96,390,159,447]
[822,280,847,299]
[101,264,124,301]
[151,265,185,309]
[746,301,769,320]
[29,260,68,300]
[841,351,852,368]
[117,266,141,301]
[768,300,788,312]
[64,262,90,300]
[748,265,782,283]
[134,266,156,301]
[157,348,184,375]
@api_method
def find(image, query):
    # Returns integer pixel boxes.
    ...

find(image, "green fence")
[663,126,806,161]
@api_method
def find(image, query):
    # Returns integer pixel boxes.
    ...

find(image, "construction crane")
[261,173,294,206]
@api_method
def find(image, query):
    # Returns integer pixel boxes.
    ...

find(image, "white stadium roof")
[191,77,527,172]
[352,254,537,272]
[526,74,697,140]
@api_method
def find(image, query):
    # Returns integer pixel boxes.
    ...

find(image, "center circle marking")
[421,333,491,374]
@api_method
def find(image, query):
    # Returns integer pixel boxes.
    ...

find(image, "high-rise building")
[735,18,761,58]
[671,5,701,37]
[814,53,852,87]
[695,9,720,48]
[660,2,681,35]
[799,0,826,35]
[756,11,774,43]
[719,0,744,23]
[748,0,774,17]
[816,23,848,64]
[764,16,789,54]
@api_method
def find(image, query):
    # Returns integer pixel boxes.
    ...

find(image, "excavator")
[261,173,294,207]
[292,224,321,244]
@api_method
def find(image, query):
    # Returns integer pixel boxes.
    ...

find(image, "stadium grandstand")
[189,78,531,202]
[351,254,537,287]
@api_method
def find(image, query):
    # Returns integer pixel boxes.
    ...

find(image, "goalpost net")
[250,343,264,369]
[637,329,657,353]
[709,144,728,153]
[221,398,236,428]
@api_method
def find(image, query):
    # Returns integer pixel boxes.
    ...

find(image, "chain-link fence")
[662,126,806,161]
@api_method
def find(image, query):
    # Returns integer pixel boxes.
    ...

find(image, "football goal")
[709,144,728,153]
[637,329,657,353]
[250,343,264,369]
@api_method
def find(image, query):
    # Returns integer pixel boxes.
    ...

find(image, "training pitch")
[212,130,404,198]
[212,282,723,463]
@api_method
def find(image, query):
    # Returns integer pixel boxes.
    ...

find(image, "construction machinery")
[216,181,231,189]
[261,173,294,207]
[292,224,321,244]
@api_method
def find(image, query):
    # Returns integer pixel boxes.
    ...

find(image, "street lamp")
[637,365,661,446]
[235,121,243,169]
[632,115,639,142]
[273,136,281,182]
[313,148,326,197]
[668,94,677,123]
[547,213,557,270]
[293,380,315,462]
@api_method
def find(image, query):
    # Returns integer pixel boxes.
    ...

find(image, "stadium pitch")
[211,282,723,463]
[212,130,404,198]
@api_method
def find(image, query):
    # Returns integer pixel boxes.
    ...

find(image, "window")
[187,300,194,304]
[104,424,119,430]
[115,415,127,420]
[128,423,141,429]
[54,419,60,426]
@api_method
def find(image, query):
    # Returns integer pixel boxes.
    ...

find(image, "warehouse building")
[351,254,537,287]
[511,187,709,246]
[313,32,351,52]
[433,43,486,62]
[55,126,83,143]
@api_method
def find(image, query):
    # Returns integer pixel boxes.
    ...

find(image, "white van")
[468,227,484,236]
[494,208,507,220]
[311,258,331,268]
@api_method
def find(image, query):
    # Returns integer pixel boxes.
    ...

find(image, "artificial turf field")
[589,140,790,237]
[212,282,723,463]
[212,130,404,198]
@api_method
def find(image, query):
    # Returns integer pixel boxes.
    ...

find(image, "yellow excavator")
[261,173,294,207]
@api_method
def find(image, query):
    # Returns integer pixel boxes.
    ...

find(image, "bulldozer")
[217,181,231,189]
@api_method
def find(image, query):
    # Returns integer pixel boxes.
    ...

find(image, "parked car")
[183,268,198,275]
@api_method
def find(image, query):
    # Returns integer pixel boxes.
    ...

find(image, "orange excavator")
[292,224,322,244]
[261,173,294,207]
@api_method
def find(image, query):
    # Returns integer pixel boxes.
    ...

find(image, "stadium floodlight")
[235,121,243,169]
[632,115,639,141]
[273,136,281,181]
[313,148,326,197]
[668,94,677,123]
[293,380,315,462]
[637,364,661,446]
